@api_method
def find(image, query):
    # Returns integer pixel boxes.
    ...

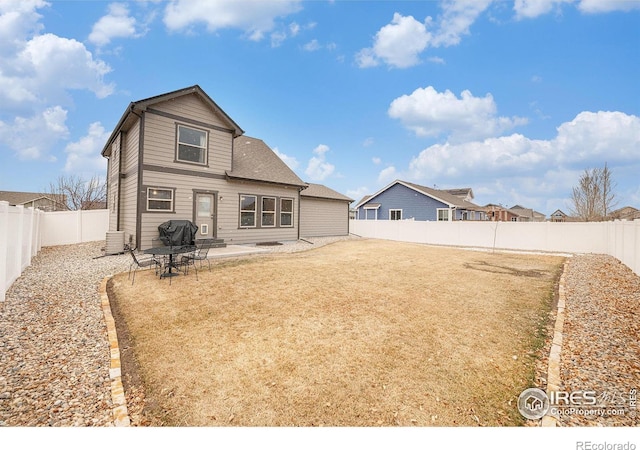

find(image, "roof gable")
[101,85,244,157]
[301,183,353,202]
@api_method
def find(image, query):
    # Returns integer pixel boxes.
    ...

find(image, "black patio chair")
[180,239,214,280]
[128,248,161,285]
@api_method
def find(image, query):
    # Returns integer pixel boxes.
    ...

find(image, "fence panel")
[41,209,109,247]
[1,207,107,302]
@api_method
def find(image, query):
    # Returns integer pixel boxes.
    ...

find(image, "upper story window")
[176,125,208,165]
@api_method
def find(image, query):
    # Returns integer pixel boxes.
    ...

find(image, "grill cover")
[158,220,199,246]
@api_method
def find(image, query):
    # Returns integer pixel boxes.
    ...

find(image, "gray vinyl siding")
[357,183,449,221]
[300,198,349,237]
[107,136,120,232]
[120,124,139,246]
[144,94,233,174]
[139,170,300,249]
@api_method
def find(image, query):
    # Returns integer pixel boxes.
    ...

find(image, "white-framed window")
[261,196,276,227]
[280,198,294,227]
[511,217,518,222]
[389,209,402,220]
[147,188,174,211]
[176,124,208,165]
[437,208,450,221]
[240,195,257,227]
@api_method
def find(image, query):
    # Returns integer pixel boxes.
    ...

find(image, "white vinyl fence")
[0,201,109,301]
[350,219,640,276]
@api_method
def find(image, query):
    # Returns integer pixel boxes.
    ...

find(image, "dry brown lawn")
[109,239,564,427]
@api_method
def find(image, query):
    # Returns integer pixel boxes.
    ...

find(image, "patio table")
[143,245,196,279]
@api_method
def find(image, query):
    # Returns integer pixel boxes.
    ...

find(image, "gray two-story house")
[101,85,351,249]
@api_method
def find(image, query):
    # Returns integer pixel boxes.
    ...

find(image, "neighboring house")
[484,204,521,222]
[353,180,486,221]
[550,209,573,222]
[609,206,640,221]
[485,204,545,222]
[81,200,107,210]
[509,205,546,222]
[300,183,353,237]
[101,85,349,249]
[0,191,67,212]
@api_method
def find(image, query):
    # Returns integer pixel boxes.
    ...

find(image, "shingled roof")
[227,136,307,188]
[301,183,353,202]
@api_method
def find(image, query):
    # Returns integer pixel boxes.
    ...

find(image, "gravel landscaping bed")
[556,254,640,426]
[0,242,130,426]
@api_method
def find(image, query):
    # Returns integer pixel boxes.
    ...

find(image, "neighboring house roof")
[610,206,640,220]
[227,136,307,188]
[354,180,483,211]
[551,209,568,217]
[301,183,353,202]
[402,181,484,211]
[101,85,244,158]
[509,205,546,220]
[443,187,474,201]
[0,191,66,209]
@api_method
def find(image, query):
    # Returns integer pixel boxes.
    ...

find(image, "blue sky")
[0,0,639,216]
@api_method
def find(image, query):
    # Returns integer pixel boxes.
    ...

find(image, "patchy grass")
[109,239,564,426]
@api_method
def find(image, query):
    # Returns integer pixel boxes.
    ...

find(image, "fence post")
[15,205,25,273]
[25,207,34,265]
[0,201,8,302]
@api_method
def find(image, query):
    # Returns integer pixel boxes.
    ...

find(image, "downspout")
[116,131,124,231]
[132,106,144,249]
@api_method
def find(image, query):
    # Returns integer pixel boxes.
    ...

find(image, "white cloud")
[432,0,494,47]
[578,0,640,13]
[273,147,299,170]
[514,0,640,18]
[347,186,370,202]
[372,157,382,165]
[0,0,47,56]
[0,106,68,161]
[378,166,397,184]
[407,111,640,182]
[0,2,114,163]
[513,0,573,19]
[356,2,492,69]
[356,13,431,69]
[388,86,527,142]
[363,137,375,147]
[163,0,302,41]
[64,122,110,174]
[89,3,144,47]
[0,3,114,112]
[303,39,321,52]
[305,144,335,181]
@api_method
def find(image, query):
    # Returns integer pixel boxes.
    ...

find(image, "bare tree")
[600,162,617,219]
[48,175,107,211]
[570,164,617,221]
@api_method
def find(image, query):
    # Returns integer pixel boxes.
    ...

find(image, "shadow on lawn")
[463,260,547,278]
